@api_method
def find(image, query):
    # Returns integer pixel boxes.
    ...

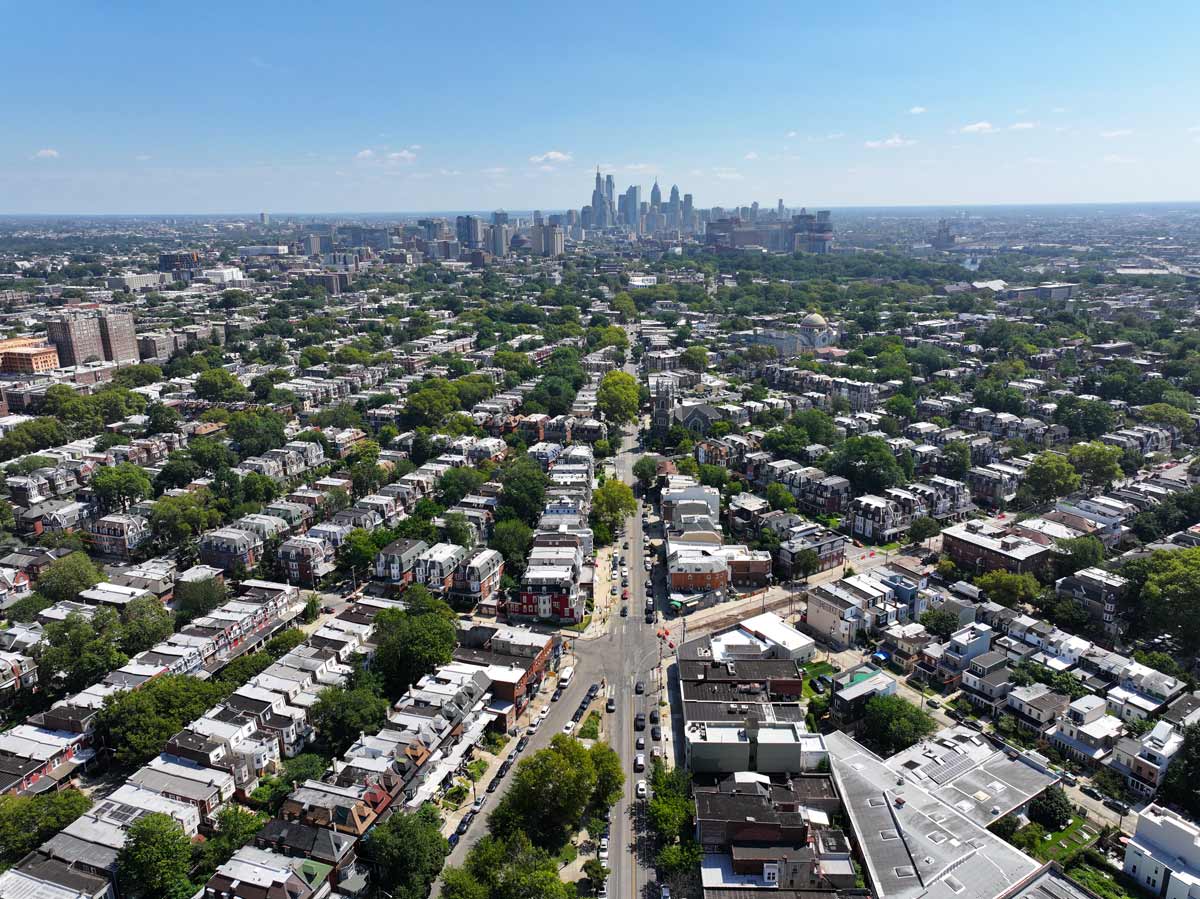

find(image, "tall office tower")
[604,174,615,206]
[581,206,593,230]
[456,215,484,248]
[590,170,610,229]
[682,194,694,232]
[47,315,105,367]
[668,185,681,228]
[750,201,760,222]
[99,311,138,363]
[623,185,642,231]
[491,223,510,257]
[650,179,662,211]
[777,199,785,218]
[542,224,564,257]
[533,210,544,227]
[455,216,471,245]
[617,194,628,226]
[493,210,509,226]
[259,212,270,226]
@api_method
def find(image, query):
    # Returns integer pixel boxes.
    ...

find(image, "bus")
[559,666,574,689]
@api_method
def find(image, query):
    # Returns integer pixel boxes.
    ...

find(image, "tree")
[116,812,194,899]
[975,570,1042,608]
[36,551,103,604]
[193,367,248,403]
[119,596,175,655]
[228,409,287,457]
[193,804,267,876]
[1141,547,1200,651]
[498,456,548,526]
[919,608,960,639]
[491,735,597,847]
[363,805,449,899]
[942,440,972,479]
[589,741,624,808]
[150,491,222,549]
[1142,402,1194,433]
[597,370,640,425]
[490,518,533,578]
[679,345,708,373]
[698,463,727,489]
[1068,441,1124,489]
[173,576,227,626]
[591,480,636,533]
[765,482,797,512]
[339,528,379,575]
[582,858,610,888]
[443,511,473,548]
[657,839,704,877]
[1021,452,1081,504]
[633,455,659,487]
[1163,723,1200,817]
[828,436,906,495]
[96,674,228,768]
[5,592,51,623]
[883,394,917,422]
[0,789,91,868]
[908,516,941,545]
[145,402,182,435]
[793,548,820,583]
[373,600,457,699]
[860,694,936,755]
[1028,786,1072,830]
[611,292,637,323]
[36,609,127,698]
[1056,535,1105,576]
[310,686,389,756]
[91,462,153,512]
[440,467,487,506]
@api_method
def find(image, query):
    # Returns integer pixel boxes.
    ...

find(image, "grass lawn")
[1026,817,1100,862]
[578,711,602,740]
[1066,862,1141,899]
[565,615,592,633]
[466,759,489,782]
[802,661,835,677]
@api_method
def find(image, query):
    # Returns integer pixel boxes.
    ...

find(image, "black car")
[621,605,628,617]
[1081,785,1103,800]
[497,761,511,777]
[1104,798,1131,815]
[552,687,563,701]
[645,612,654,623]
[651,725,662,741]
[588,683,601,698]
[516,736,529,752]
[635,681,645,694]
[606,698,616,713]
[650,710,660,725]
[457,813,474,835]
[487,777,501,793]
[634,713,646,730]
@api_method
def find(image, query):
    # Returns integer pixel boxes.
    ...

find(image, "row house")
[779,466,853,515]
[959,650,1012,715]
[1101,425,1173,456]
[1006,683,1070,735]
[777,523,847,576]
[264,500,314,532]
[913,476,972,520]
[1111,721,1185,798]
[374,538,429,584]
[6,467,81,506]
[1055,566,1128,636]
[415,543,469,594]
[199,528,264,573]
[88,512,151,559]
[913,622,994,691]
[847,491,920,544]
[278,537,336,587]
[355,493,400,526]
[450,548,504,609]
[1050,695,1125,766]
[513,565,582,623]
[965,462,1025,506]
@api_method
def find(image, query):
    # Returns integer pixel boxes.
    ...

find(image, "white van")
[559,666,574,689]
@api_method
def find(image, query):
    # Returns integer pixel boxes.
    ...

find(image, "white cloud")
[134,154,152,161]
[864,134,916,149]
[1102,153,1136,164]
[960,121,995,134]
[529,150,572,164]
[744,151,759,160]
[1100,129,1133,139]
[437,168,462,176]
[1051,106,1067,114]
[624,162,655,172]
[409,144,422,150]
[712,167,744,181]
[909,106,927,115]
[1188,125,1200,133]
[32,148,59,159]
[825,131,845,140]
[1009,121,1036,130]
[354,149,375,160]
[387,149,417,163]
[481,166,508,176]
[785,130,798,138]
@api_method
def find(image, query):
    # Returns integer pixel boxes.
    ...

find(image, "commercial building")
[0,341,59,373]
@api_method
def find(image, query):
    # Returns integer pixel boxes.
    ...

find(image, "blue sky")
[3,1,1198,213]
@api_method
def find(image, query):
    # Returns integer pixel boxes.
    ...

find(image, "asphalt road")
[436,404,668,896]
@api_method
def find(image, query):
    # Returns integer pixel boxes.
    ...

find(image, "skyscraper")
[47,314,105,367]
[543,224,564,257]
[259,212,270,226]
[623,184,642,231]
[491,223,509,257]
[682,193,694,233]
[650,179,662,211]
[590,169,610,229]
[99,311,138,363]
[668,185,681,228]
[493,210,509,226]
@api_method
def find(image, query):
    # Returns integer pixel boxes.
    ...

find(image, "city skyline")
[4,2,1199,213]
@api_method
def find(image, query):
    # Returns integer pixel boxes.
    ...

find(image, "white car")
[636,779,647,799]
[661,887,670,899]
[621,567,629,577]
[599,837,609,860]
[635,753,646,771]
[562,720,575,734]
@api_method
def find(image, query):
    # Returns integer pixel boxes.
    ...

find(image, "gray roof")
[826,731,1038,899]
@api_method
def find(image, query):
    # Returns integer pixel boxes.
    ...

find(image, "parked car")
[636,780,647,798]
[635,713,646,730]
[661,886,671,899]
[599,837,609,860]
[516,736,529,751]
[650,710,660,725]
[636,736,645,750]
[487,777,501,793]
[457,814,474,835]
[563,720,575,734]
[635,753,646,771]
[926,699,940,708]
[651,725,662,741]
[472,796,486,813]
[645,612,654,623]
[1104,798,1131,815]
[621,605,628,617]
[635,681,645,694]
[606,697,616,713]
[552,687,563,701]
[448,832,460,847]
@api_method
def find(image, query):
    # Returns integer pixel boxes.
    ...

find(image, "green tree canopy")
[975,570,1043,608]
[36,551,103,604]
[362,804,449,899]
[1067,441,1124,488]
[310,686,390,756]
[1020,451,1082,504]
[116,813,195,899]
[860,694,936,755]
[597,370,640,425]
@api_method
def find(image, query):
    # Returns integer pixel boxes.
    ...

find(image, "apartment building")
[1124,805,1200,898]
[1051,695,1125,765]
[414,543,468,593]
[942,519,1052,575]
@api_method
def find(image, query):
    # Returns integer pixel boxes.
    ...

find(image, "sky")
[3,0,1199,214]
